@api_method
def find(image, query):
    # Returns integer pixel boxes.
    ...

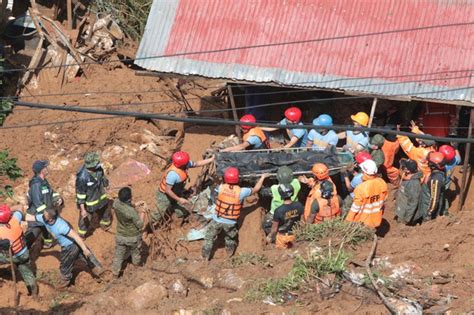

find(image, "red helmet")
[224,167,239,184]
[439,145,455,162]
[240,114,256,130]
[428,152,446,169]
[0,204,12,224]
[172,151,190,168]
[284,107,302,123]
[355,151,372,165]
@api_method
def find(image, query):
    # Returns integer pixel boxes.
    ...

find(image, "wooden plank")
[368,97,378,128]
[227,85,242,139]
[457,108,473,211]
[67,0,73,29]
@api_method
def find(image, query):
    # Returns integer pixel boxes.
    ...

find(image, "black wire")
[2,21,473,74]
[9,100,474,143]
[0,116,124,129]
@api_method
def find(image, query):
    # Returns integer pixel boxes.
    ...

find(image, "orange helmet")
[311,163,329,180]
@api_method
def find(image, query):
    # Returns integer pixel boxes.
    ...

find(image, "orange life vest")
[315,195,341,223]
[159,164,188,194]
[0,216,26,256]
[242,127,270,149]
[346,176,388,228]
[303,178,337,221]
[215,184,242,220]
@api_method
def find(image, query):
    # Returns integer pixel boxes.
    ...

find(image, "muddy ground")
[1,45,474,314]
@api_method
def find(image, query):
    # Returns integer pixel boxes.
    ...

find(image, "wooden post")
[67,0,73,29]
[227,85,242,139]
[457,108,473,211]
[368,97,378,128]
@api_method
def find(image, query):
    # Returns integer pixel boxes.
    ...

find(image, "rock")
[388,297,423,315]
[44,131,59,142]
[183,264,215,289]
[226,298,243,303]
[443,244,450,251]
[126,281,168,310]
[48,151,70,171]
[93,292,121,307]
[108,159,151,188]
[216,269,244,291]
[101,145,124,160]
[170,279,187,295]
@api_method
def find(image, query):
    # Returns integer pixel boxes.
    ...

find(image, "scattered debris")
[108,159,151,189]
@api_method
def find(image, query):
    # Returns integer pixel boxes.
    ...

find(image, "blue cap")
[32,160,49,174]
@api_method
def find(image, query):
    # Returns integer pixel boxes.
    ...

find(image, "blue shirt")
[350,173,364,198]
[279,119,308,147]
[346,130,369,150]
[212,187,252,225]
[307,129,338,150]
[11,212,27,257]
[445,155,460,187]
[165,161,194,186]
[246,135,264,149]
[35,214,73,248]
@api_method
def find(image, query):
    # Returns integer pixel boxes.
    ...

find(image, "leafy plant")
[94,0,152,40]
[246,245,349,303]
[0,99,13,126]
[294,218,373,246]
[0,150,22,180]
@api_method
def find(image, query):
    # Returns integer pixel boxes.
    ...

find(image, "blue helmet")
[314,114,333,127]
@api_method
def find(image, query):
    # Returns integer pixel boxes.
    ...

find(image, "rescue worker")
[222,114,270,151]
[368,134,385,169]
[76,152,111,238]
[26,160,60,249]
[381,129,400,186]
[305,180,342,224]
[341,151,371,215]
[299,163,335,193]
[338,112,370,153]
[155,151,214,223]
[261,166,301,235]
[306,114,339,151]
[346,160,388,229]
[266,184,304,249]
[439,144,461,189]
[395,159,422,224]
[397,122,435,183]
[0,204,37,296]
[418,152,447,221]
[112,187,144,278]
[30,207,103,288]
[202,168,267,260]
[261,107,308,148]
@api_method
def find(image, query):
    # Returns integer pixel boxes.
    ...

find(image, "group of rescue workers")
[0,106,461,296]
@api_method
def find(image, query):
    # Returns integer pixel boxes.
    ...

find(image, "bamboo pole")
[227,85,242,139]
[457,108,473,211]
[368,97,378,128]
[67,0,73,29]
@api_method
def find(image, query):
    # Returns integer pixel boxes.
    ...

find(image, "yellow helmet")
[350,112,369,127]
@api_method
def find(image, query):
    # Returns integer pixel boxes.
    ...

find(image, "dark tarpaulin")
[215,147,349,176]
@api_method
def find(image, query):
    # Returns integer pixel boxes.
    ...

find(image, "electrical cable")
[9,100,474,143]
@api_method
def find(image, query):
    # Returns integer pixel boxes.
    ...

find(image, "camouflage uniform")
[201,219,238,260]
[0,250,36,293]
[153,191,189,222]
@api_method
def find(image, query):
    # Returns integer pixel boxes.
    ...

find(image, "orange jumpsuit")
[381,139,400,185]
[346,175,388,228]
[397,135,433,183]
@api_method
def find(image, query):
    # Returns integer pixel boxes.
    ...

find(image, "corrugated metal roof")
[135,0,474,104]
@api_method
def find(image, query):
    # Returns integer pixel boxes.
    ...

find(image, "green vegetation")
[246,245,348,302]
[229,253,271,268]
[0,150,23,198]
[0,99,13,126]
[294,218,373,246]
[94,0,152,40]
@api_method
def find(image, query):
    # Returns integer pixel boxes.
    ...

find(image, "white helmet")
[360,159,377,175]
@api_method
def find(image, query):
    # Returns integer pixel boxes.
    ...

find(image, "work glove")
[0,239,11,251]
